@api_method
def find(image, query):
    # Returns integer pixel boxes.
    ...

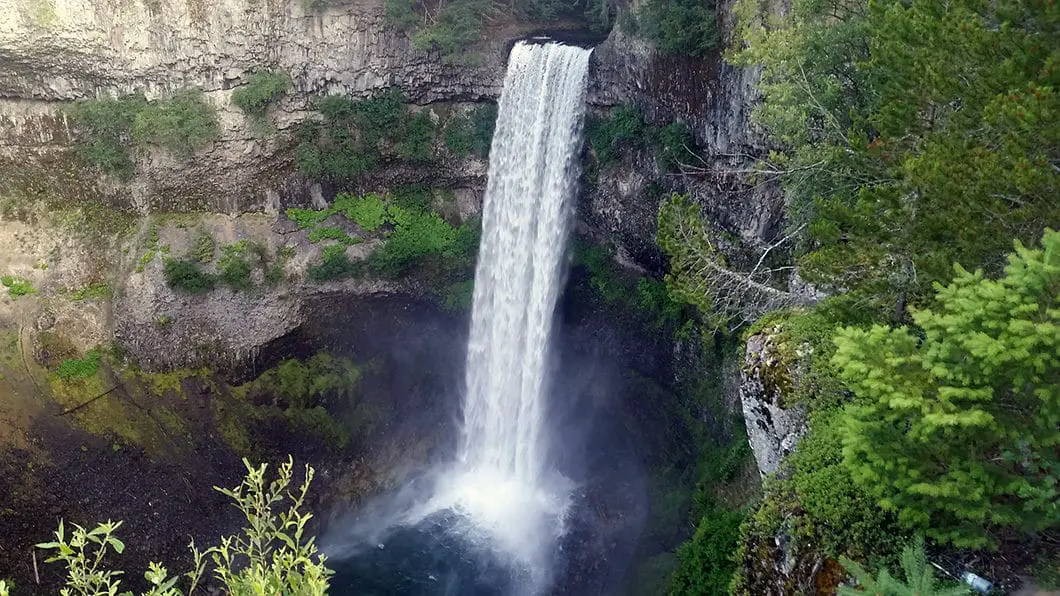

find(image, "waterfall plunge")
[419,41,592,583]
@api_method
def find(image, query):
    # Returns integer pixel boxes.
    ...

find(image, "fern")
[838,537,969,596]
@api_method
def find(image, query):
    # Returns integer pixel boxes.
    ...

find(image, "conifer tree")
[833,230,1059,547]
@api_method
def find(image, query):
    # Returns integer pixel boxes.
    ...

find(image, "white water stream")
[418,41,592,582]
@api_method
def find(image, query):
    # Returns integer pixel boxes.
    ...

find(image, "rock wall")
[740,330,807,477]
[0,0,513,213]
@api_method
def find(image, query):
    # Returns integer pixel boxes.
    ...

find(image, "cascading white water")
[418,41,592,580]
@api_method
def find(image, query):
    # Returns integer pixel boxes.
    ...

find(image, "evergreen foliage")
[587,106,694,170]
[731,0,1060,314]
[837,536,969,596]
[308,244,354,281]
[668,503,744,595]
[443,104,498,157]
[833,230,1060,547]
[636,0,718,57]
[217,241,255,292]
[69,89,220,175]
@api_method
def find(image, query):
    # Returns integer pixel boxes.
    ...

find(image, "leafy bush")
[55,350,102,380]
[68,94,147,178]
[388,184,433,212]
[286,207,333,230]
[132,88,220,157]
[572,237,686,330]
[163,258,217,293]
[587,105,645,164]
[1,275,36,298]
[668,502,744,595]
[396,111,436,163]
[296,89,429,180]
[36,458,332,595]
[834,230,1060,547]
[411,0,490,58]
[637,0,719,57]
[232,70,291,117]
[217,241,255,292]
[788,409,905,559]
[367,206,458,276]
[308,244,354,281]
[337,192,388,231]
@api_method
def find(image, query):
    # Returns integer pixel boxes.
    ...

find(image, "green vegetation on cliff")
[69,89,220,178]
[232,70,291,118]
[295,90,438,181]
[1,275,36,299]
[653,0,1059,590]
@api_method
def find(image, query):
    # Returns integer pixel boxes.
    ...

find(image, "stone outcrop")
[740,329,808,477]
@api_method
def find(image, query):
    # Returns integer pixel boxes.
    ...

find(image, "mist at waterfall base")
[320,42,624,595]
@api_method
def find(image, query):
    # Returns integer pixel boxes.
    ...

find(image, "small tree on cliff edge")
[833,230,1059,548]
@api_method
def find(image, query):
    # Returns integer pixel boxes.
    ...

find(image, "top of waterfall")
[506,30,602,51]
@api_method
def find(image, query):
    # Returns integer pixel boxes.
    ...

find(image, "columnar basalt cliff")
[0,1,797,590]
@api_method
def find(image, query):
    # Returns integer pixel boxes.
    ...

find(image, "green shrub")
[55,350,102,380]
[232,70,291,117]
[337,192,388,231]
[368,206,458,276]
[388,184,433,212]
[668,502,745,595]
[468,104,498,156]
[163,258,217,293]
[789,409,905,559]
[396,111,437,163]
[286,207,333,230]
[132,89,220,157]
[36,458,332,594]
[411,0,490,58]
[443,104,497,157]
[296,90,412,180]
[587,105,645,164]
[637,0,719,57]
[834,231,1060,548]
[308,244,354,281]
[69,282,110,300]
[653,122,692,168]
[68,94,147,178]
[217,241,255,292]
[1,275,36,298]
[385,0,419,29]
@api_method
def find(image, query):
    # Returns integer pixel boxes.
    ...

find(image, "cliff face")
[0,0,510,214]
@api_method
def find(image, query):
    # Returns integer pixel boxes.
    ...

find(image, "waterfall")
[424,40,592,581]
